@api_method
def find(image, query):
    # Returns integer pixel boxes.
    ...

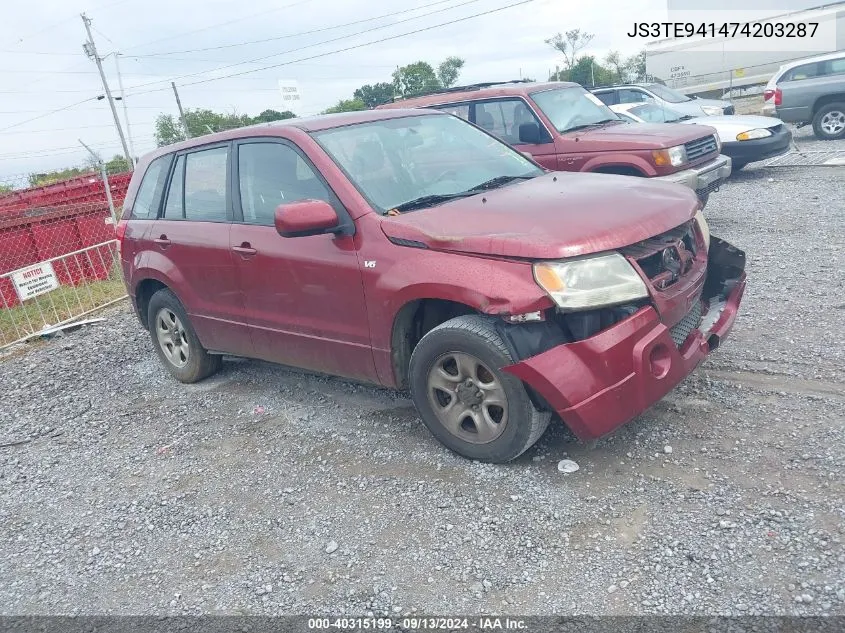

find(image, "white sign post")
[12,261,60,301]
[278,80,303,114]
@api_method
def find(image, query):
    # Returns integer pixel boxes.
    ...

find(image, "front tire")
[147,288,221,383]
[731,161,748,172]
[408,315,550,463]
[812,103,845,140]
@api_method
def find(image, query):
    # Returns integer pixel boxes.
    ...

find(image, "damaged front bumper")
[502,236,746,441]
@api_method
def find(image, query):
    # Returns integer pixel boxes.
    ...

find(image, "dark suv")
[119,109,746,463]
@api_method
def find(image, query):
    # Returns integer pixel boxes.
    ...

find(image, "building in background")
[645,1,845,96]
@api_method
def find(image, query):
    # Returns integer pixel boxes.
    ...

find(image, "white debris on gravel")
[557,459,580,473]
[0,143,843,616]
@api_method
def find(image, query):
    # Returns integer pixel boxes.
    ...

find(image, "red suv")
[119,108,746,463]
[378,81,732,206]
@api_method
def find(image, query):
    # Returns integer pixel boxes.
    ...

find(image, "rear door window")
[824,57,845,76]
[474,99,546,144]
[130,155,170,219]
[163,155,185,219]
[184,147,229,222]
[617,88,650,104]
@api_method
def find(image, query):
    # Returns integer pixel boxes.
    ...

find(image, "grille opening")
[685,135,718,161]
[621,221,699,291]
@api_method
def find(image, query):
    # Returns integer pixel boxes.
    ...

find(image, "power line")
[137,0,457,57]
[128,0,537,96]
[123,0,485,94]
[0,97,99,132]
[0,121,156,136]
[3,0,133,49]
[121,0,314,53]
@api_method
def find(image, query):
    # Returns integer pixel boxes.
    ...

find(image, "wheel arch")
[812,93,845,115]
[390,298,478,389]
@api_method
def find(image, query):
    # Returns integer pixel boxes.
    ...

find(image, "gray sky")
[0,0,670,181]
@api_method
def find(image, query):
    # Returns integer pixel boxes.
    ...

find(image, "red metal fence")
[0,171,130,310]
[0,170,133,347]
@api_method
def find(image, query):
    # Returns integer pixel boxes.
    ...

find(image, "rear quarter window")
[129,155,170,219]
[593,91,617,106]
[781,62,821,82]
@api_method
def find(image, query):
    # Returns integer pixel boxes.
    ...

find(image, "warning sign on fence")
[11,261,59,301]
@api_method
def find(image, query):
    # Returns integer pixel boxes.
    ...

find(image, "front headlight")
[534,253,649,311]
[714,133,722,153]
[652,144,687,167]
[694,208,710,251]
[736,128,773,141]
[701,105,723,116]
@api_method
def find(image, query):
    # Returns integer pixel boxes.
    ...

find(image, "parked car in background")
[591,83,735,116]
[762,50,845,140]
[378,81,731,206]
[610,103,792,171]
[118,108,746,463]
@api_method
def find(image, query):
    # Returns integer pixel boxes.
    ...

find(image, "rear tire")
[812,103,845,140]
[408,315,550,463]
[147,288,221,383]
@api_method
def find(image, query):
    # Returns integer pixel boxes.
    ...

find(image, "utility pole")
[81,13,131,165]
[171,82,191,139]
[79,139,117,226]
[113,53,136,166]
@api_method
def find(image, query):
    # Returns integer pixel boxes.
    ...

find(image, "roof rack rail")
[390,79,535,102]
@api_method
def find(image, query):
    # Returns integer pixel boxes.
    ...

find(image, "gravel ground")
[1,145,843,617]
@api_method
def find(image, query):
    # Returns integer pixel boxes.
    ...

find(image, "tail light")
[774,88,782,106]
[115,219,128,255]
[763,89,774,102]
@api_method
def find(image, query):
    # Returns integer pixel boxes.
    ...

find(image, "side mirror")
[274,199,338,237]
[518,122,541,144]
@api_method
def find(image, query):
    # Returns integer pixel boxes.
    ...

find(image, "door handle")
[153,235,171,247]
[232,243,257,256]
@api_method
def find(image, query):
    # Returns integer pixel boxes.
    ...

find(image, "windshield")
[312,114,542,213]
[629,103,686,123]
[530,86,620,133]
[645,83,692,103]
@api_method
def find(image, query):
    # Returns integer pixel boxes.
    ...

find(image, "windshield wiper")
[467,174,536,192]
[562,119,620,133]
[390,175,537,212]
[391,192,474,212]
[677,114,697,121]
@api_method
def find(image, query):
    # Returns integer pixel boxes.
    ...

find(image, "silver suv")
[762,51,845,141]
[591,83,734,117]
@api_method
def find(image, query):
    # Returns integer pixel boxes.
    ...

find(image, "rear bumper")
[503,243,746,441]
[721,126,792,164]
[653,154,732,200]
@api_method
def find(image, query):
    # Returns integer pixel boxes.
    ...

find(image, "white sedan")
[610,103,793,171]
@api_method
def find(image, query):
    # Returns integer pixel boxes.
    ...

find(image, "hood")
[379,172,699,260]
[564,121,714,149]
[682,114,785,137]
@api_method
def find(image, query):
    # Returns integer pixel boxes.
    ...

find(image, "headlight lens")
[701,105,723,115]
[534,253,649,311]
[694,208,710,251]
[652,144,687,167]
[714,133,722,153]
[736,128,773,141]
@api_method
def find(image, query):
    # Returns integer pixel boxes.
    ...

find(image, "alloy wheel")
[426,352,509,444]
